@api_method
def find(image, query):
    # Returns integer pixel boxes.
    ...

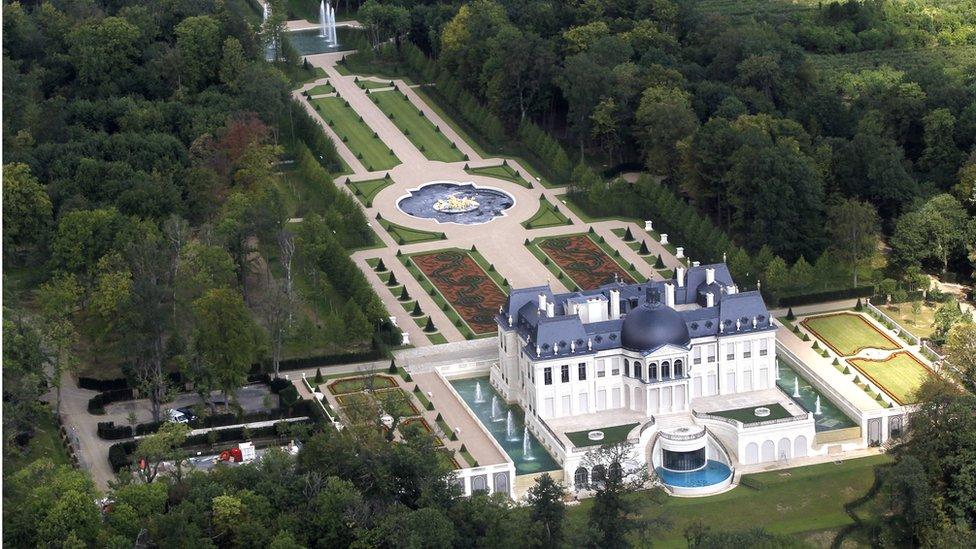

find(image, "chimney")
[538,293,547,311]
[706,267,715,285]
[609,289,621,319]
[676,267,686,288]
[546,302,554,318]
[706,292,714,308]
[664,282,676,308]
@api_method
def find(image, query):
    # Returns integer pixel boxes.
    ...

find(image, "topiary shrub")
[786,307,795,321]
[315,368,323,384]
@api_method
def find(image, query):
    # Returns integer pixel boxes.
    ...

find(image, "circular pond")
[397,182,514,225]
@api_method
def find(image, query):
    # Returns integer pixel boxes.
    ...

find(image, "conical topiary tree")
[412,302,423,316]
[375,258,387,272]
[639,241,650,255]
[399,287,410,301]
[387,272,398,286]
[623,227,634,241]
[424,317,436,332]
[786,307,795,321]
[314,368,323,384]
[654,255,665,269]
[388,359,397,373]
[855,298,863,311]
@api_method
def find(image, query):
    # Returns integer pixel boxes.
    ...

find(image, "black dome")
[620,301,690,352]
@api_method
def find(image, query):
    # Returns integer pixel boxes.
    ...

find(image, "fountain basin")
[754,407,771,417]
[587,431,605,441]
[397,182,514,225]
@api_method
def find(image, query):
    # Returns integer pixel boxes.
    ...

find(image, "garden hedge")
[87,388,136,415]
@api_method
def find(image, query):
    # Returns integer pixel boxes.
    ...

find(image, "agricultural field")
[311,96,401,171]
[371,90,466,162]
[848,352,935,405]
[801,313,901,356]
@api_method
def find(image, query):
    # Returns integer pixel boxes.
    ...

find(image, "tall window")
[726,343,735,361]
[674,359,684,377]
[624,359,630,377]
[648,362,658,380]
[662,361,671,379]
[561,364,569,383]
[578,363,587,381]
[611,358,620,376]
[597,361,606,378]
[544,367,552,386]
[693,347,702,365]
[706,345,716,363]
[634,362,643,380]
[743,341,752,358]
[759,339,769,356]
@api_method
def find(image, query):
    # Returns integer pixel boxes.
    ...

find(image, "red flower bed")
[412,250,506,335]
[539,235,633,290]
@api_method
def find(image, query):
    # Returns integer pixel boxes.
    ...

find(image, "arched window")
[624,359,630,377]
[648,362,658,380]
[608,462,623,482]
[591,465,607,487]
[574,467,589,490]
[662,361,671,379]
[674,360,684,377]
[634,361,643,380]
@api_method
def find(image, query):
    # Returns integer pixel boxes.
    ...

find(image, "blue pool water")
[776,359,857,432]
[656,460,732,488]
[451,377,560,475]
[398,182,514,225]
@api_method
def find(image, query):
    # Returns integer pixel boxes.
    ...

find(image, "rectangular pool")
[777,359,857,432]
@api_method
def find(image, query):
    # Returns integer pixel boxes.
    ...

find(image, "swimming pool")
[656,460,732,488]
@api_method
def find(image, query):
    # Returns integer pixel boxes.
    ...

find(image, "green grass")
[468,248,508,289]
[801,313,900,356]
[347,177,393,206]
[371,90,465,162]
[306,82,335,96]
[4,408,71,472]
[465,163,532,188]
[711,403,794,424]
[310,96,400,171]
[566,454,893,548]
[426,332,448,344]
[848,352,934,405]
[522,198,571,229]
[377,216,446,245]
[564,423,639,448]
[357,78,394,90]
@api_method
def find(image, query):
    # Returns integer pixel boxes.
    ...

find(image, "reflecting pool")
[777,359,857,432]
[451,377,560,475]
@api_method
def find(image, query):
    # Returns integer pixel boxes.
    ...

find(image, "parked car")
[167,409,191,424]
[175,407,197,422]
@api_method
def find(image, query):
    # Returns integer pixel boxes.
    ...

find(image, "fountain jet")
[815,395,823,415]
[506,410,518,441]
[263,2,269,24]
[474,381,485,403]
[491,396,502,421]
[793,376,801,398]
[522,426,535,460]
[319,1,338,44]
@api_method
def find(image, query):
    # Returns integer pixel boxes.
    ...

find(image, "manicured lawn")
[801,313,900,356]
[328,374,399,395]
[565,454,892,547]
[465,163,532,188]
[564,423,639,448]
[358,78,394,90]
[371,90,465,162]
[310,96,400,171]
[377,216,445,244]
[348,177,393,206]
[522,198,571,229]
[877,302,938,339]
[848,351,934,405]
[711,403,793,424]
[306,82,334,96]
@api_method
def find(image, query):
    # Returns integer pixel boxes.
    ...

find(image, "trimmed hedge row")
[87,389,135,415]
[251,349,385,375]
[97,421,132,440]
[79,377,129,391]
[778,286,875,307]
[129,401,319,438]
[517,120,573,183]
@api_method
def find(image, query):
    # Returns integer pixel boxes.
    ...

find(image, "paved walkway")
[293,53,684,346]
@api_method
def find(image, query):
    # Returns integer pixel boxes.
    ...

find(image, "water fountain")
[474,381,485,403]
[793,376,801,398]
[506,410,519,441]
[397,182,515,225]
[522,426,535,460]
[491,395,502,421]
[815,395,823,415]
[319,1,338,45]
[262,2,269,24]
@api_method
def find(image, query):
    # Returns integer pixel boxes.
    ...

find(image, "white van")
[167,409,190,424]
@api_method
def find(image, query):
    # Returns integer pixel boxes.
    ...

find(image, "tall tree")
[2,163,52,262]
[635,86,699,176]
[35,274,82,415]
[826,198,881,287]
[525,473,566,548]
